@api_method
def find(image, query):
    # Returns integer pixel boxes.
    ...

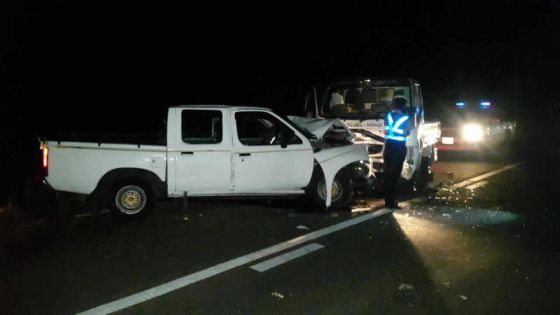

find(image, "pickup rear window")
[181,110,223,144]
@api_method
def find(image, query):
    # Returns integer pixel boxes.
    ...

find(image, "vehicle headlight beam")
[462,123,484,142]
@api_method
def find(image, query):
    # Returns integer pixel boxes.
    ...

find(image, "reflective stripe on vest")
[385,112,409,142]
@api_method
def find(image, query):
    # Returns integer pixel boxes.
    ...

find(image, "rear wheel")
[109,179,154,219]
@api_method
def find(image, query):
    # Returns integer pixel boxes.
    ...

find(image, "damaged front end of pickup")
[288,116,376,203]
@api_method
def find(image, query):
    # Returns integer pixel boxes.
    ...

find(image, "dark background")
[1,1,559,204]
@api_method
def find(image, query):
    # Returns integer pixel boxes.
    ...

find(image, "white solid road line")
[450,162,522,189]
[465,180,489,190]
[250,243,325,272]
[76,208,393,315]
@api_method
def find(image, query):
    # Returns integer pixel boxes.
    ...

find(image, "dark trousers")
[383,139,407,206]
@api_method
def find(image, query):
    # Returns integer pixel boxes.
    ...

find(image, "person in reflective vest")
[383,96,412,208]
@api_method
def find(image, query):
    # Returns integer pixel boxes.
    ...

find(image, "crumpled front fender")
[313,144,369,208]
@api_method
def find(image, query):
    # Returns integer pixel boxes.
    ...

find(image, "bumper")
[437,128,484,152]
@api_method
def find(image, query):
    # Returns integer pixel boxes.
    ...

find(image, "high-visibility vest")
[384,111,410,142]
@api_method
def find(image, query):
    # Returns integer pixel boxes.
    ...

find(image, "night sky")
[1,1,560,198]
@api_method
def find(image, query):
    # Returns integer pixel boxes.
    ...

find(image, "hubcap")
[115,185,147,215]
[317,179,343,202]
[121,191,141,209]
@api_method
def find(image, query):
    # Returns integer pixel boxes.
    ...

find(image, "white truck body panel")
[231,146,314,193]
[44,105,368,208]
[46,142,166,195]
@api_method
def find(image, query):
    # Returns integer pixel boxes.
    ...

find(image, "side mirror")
[279,128,290,148]
[280,132,288,148]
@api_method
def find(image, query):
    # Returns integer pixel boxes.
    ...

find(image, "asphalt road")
[2,156,559,315]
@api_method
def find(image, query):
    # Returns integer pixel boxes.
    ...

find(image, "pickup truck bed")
[46,141,167,196]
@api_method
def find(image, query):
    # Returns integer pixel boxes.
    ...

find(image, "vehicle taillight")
[42,147,49,175]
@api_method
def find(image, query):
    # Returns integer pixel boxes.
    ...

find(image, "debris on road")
[443,281,452,289]
[397,283,417,305]
[296,225,310,230]
[271,292,284,299]
[330,212,339,217]
[459,295,468,301]
[398,283,414,291]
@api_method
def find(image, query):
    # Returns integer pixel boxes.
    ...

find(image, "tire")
[109,179,154,219]
[307,167,353,211]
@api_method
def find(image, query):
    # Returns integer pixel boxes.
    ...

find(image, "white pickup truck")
[40,105,368,218]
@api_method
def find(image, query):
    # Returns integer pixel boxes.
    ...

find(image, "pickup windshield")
[321,80,412,120]
[282,116,317,140]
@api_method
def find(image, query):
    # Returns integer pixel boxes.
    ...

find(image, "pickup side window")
[235,112,303,146]
[181,110,223,144]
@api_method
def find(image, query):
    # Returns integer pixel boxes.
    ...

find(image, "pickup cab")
[40,105,368,218]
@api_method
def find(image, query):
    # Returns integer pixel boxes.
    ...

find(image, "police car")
[436,100,515,152]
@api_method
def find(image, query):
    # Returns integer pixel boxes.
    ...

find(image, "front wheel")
[110,180,154,219]
[307,168,353,211]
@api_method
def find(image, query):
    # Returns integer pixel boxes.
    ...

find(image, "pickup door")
[169,108,233,195]
[231,110,314,193]
[168,108,314,196]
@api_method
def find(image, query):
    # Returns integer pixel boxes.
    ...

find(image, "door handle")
[181,151,194,155]
[239,153,251,157]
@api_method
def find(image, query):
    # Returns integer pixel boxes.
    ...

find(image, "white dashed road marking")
[450,162,521,189]
[465,180,489,190]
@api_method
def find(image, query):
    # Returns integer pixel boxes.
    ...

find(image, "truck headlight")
[462,123,484,142]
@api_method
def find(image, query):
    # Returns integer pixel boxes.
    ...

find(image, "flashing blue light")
[456,102,465,107]
[480,101,491,109]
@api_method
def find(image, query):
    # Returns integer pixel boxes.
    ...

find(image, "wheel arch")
[314,146,368,207]
[94,168,167,200]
